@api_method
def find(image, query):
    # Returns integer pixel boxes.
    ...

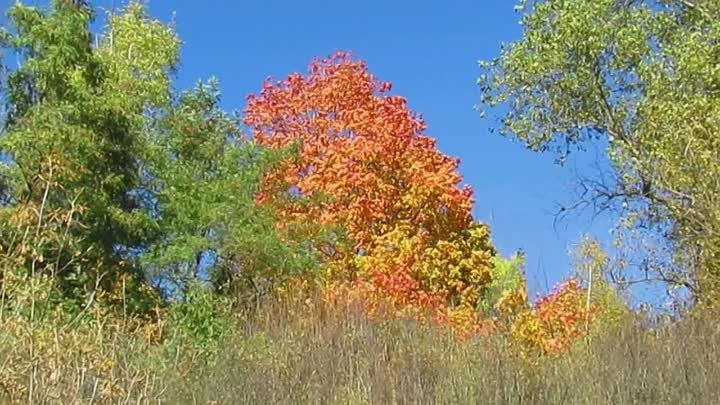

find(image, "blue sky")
[6,0,617,296]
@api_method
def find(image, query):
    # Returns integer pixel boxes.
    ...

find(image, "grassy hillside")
[2,294,719,405]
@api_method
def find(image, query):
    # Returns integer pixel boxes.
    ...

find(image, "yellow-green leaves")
[98,2,180,108]
[480,0,720,303]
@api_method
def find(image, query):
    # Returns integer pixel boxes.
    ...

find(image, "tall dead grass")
[2,292,719,404]
[164,298,720,405]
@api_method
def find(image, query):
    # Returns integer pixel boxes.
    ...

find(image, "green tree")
[142,80,317,306]
[0,1,313,314]
[0,1,178,309]
[479,0,720,304]
[479,254,526,316]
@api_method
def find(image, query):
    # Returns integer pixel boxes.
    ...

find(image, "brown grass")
[2,295,720,404]
[165,299,720,405]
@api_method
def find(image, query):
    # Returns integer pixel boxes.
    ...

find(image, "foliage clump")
[244,52,542,335]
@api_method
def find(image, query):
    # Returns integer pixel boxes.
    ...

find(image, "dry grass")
[2,294,720,404]
[164,299,720,405]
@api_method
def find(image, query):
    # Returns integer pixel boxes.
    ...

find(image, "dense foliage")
[245,53,508,333]
[0,1,309,315]
[479,0,720,304]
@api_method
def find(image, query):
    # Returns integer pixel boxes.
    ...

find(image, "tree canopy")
[0,1,308,313]
[479,0,720,304]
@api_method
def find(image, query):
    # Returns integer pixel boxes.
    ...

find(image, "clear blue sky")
[8,0,617,296]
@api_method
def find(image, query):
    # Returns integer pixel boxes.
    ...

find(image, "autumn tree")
[508,277,596,354]
[245,53,497,330]
[479,0,720,305]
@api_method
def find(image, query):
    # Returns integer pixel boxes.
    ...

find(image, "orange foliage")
[511,278,597,353]
[245,52,473,247]
[244,52,494,333]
